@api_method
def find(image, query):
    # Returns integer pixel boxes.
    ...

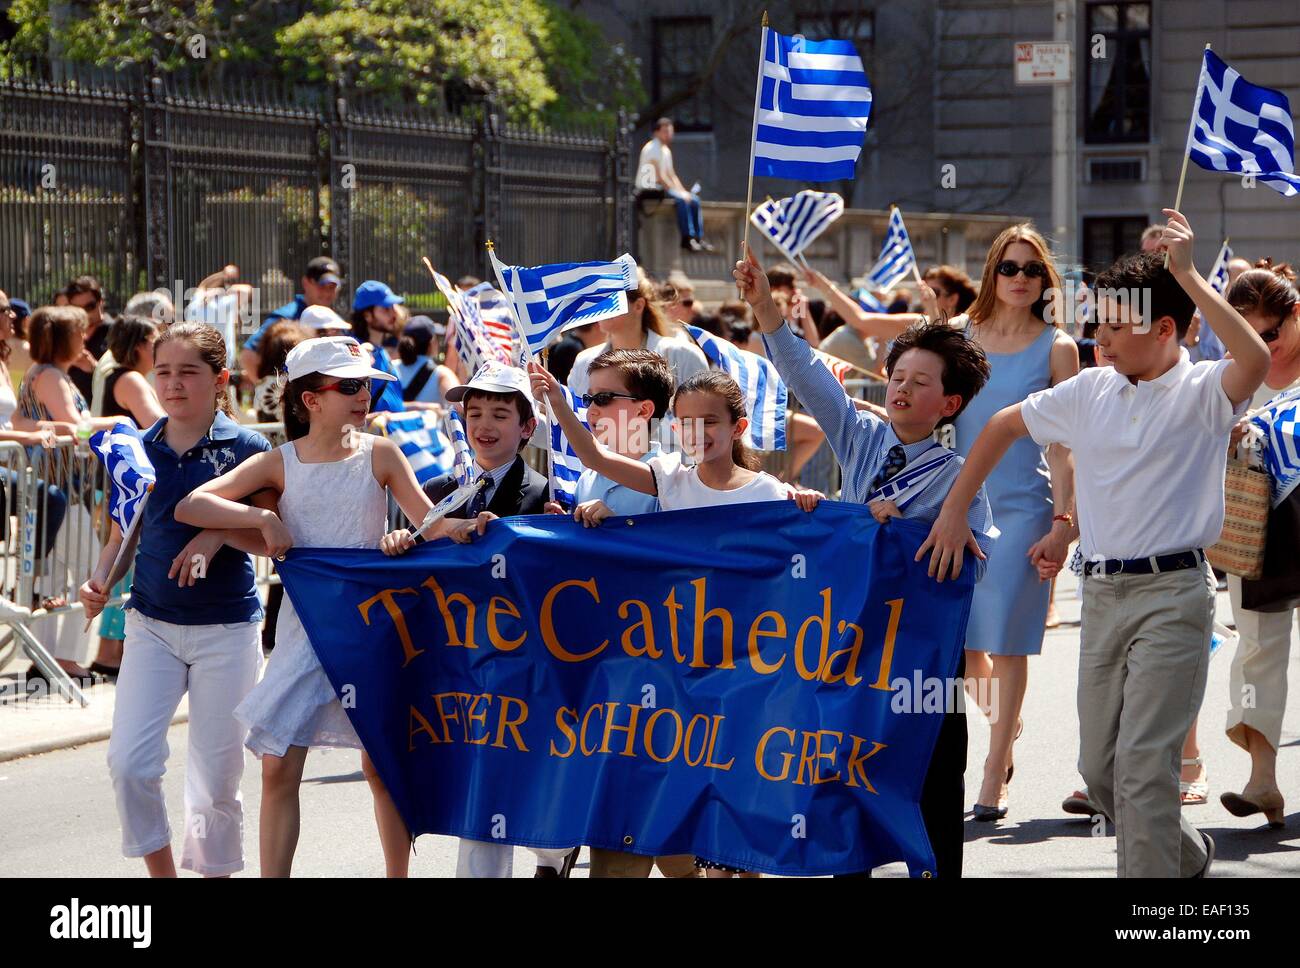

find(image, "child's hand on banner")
[573,499,612,528]
[447,511,496,544]
[544,500,567,515]
[916,506,985,582]
[787,486,824,512]
[868,498,901,523]
[380,529,416,556]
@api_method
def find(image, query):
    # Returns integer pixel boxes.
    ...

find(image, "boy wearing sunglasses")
[921,209,1271,878]
[546,349,675,528]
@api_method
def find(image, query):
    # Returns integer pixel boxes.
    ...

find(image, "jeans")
[0,467,67,561]
[671,190,702,242]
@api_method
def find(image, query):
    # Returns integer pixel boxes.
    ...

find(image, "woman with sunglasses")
[952,225,1080,822]
[1216,260,1300,828]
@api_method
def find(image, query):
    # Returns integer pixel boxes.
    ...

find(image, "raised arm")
[801,266,923,341]
[1161,209,1269,406]
[527,361,656,496]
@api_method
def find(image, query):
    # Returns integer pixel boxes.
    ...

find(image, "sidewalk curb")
[0,711,189,763]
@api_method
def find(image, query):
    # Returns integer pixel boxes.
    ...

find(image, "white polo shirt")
[1021,350,1247,560]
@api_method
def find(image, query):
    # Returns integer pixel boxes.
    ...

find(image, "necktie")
[870,445,907,492]
[467,480,491,517]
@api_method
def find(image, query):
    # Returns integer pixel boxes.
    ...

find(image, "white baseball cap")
[299,305,352,331]
[445,361,534,414]
[285,336,398,382]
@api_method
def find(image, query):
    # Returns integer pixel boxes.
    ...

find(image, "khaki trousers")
[1078,564,1214,878]
[588,849,699,878]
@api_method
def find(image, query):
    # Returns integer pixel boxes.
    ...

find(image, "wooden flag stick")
[1167,43,1211,268]
[741,12,770,256]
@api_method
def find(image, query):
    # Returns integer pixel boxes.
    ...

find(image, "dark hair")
[588,348,675,419]
[257,321,310,380]
[64,275,103,307]
[766,264,797,292]
[626,274,670,337]
[717,300,751,325]
[925,264,979,313]
[727,320,753,347]
[350,308,372,346]
[398,329,433,366]
[152,322,237,419]
[1095,251,1197,338]
[654,117,673,131]
[29,305,88,364]
[281,373,326,440]
[1227,259,1299,323]
[690,312,726,338]
[671,370,760,471]
[884,321,991,426]
[108,314,159,370]
[456,276,481,290]
[462,389,534,443]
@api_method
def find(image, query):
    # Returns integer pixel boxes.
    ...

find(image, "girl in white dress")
[176,336,471,876]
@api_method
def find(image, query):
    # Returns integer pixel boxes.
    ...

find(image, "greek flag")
[429,267,465,320]
[382,411,452,485]
[89,422,156,537]
[448,407,478,488]
[489,249,637,357]
[1251,385,1300,507]
[867,444,957,511]
[684,325,787,452]
[466,283,521,364]
[854,287,887,313]
[753,30,873,182]
[866,208,916,293]
[1207,239,1234,294]
[548,386,591,511]
[1187,49,1300,197]
[750,191,845,263]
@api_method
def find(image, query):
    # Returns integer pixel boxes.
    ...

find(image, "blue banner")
[277,502,974,876]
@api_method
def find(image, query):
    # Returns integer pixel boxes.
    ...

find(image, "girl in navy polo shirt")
[79,323,274,877]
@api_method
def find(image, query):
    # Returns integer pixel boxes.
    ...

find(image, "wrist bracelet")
[1053,512,1074,528]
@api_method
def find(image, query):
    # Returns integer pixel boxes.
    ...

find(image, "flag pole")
[741,11,770,256]
[1166,43,1211,268]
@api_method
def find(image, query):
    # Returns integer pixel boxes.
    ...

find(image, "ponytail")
[153,322,237,419]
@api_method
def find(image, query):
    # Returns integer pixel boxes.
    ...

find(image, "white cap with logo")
[445,361,534,414]
[285,336,397,382]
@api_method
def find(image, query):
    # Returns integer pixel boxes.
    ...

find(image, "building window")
[794,10,874,45]
[1085,2,1152,143]
[1083,216,1149,272]
[651,18,714,132]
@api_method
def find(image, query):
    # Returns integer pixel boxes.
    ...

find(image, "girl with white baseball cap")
[176,335,482,876]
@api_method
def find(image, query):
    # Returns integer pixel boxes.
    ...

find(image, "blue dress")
[955,324,1056,656]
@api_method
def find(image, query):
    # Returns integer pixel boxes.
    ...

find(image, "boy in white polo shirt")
[917,210,1270,877]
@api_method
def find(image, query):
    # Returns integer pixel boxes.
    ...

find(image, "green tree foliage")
[1,0,642,128]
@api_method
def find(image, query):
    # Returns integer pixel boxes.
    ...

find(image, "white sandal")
[1180,757,1209,806]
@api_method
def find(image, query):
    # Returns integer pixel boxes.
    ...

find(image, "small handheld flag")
[488,247,637,358]
[866,207,917,294]
[1207,238,1234,294]
[90,422,156,535]
[548,386,591,511]
[684,325,787,452]
[751,28,873,183]
[1187,48,1300,197]
[750,191,845,263]
[447,406,478,489]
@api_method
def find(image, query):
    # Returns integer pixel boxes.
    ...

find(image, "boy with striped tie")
[734,245,994,878]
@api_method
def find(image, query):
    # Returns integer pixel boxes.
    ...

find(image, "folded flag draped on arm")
[1251,385,1300,507]
[447,406,478,488]
[381,411,452,485]
[753,30,872,182]
[866,207,917,293]
[547,386,591,511]
[750,191,845,263]
[1187,49,1300,197]
[89,421,156,535]
[488,248,637,358]
[684,324,787,452]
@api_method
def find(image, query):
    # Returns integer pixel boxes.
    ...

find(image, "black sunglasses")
[996,259,1049,281]
[1259,315,1287,344]
[581,390,640,407]
[315,378,369,396]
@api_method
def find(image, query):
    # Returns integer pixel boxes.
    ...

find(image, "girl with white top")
[175,336,471,877]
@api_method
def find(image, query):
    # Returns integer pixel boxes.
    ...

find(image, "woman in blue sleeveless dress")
[954,225,1080,821]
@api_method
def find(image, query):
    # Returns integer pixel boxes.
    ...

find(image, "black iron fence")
[1,61,633,318]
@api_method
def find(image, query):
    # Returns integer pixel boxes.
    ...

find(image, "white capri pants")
[456,840,576,878]
[107,610,262,875]
[1226,576,1298,752]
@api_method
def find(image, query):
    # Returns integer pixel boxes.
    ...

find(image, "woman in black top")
[103,315,165,427]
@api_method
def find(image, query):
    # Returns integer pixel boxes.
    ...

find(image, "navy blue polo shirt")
[242,295,307,353]
[129,412,272,625]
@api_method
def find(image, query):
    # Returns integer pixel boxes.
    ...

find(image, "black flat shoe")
[972,803,1008,822]
[89,662,120,681]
